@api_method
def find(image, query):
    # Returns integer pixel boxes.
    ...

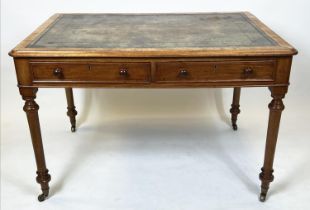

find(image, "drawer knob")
[119,68,128,77]
[243,68,254,77]
[53,68,63,79]
[179,69,188,77]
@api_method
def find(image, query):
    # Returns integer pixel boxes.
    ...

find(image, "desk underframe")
[14,55,292,202]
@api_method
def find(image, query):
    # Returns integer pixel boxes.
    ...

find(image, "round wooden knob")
[179,69,188,77]
[243,67,254,76]
[53,68,63,78]
[119,68,128,77]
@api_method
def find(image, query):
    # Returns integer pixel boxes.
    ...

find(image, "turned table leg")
[65,88,78,132]
[230,87,241,130]
[259,87,287,202]
[20,88,51,202]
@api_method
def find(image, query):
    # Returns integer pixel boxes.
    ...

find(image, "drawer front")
[154,60,276,82]
[31,62,151,83]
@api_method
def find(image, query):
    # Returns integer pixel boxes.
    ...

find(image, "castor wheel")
[232,124,238,131]
[71,125,76,132]
[259,193,266,202]
[38,193,48,202]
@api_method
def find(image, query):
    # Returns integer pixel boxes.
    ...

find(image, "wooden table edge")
[8,12,298,58]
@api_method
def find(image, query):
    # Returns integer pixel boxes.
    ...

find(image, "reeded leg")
[20,88,51,202]
[65,88,78,132]
[259,87,287,202]
[230,87,241,130]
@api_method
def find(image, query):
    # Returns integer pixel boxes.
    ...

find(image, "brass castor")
[38,191,49,202]
[232,123,238,131]
[259,193,266,202]
[71,125,76,132]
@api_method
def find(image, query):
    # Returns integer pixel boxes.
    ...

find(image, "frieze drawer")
[154,60,276,83]
[31,62,151,83]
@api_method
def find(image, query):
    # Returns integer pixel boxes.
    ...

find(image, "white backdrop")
[1,1,310,210]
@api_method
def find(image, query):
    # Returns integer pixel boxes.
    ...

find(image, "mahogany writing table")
[9,12,297,202]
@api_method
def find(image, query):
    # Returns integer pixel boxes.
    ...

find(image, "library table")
[9,12,297,202]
